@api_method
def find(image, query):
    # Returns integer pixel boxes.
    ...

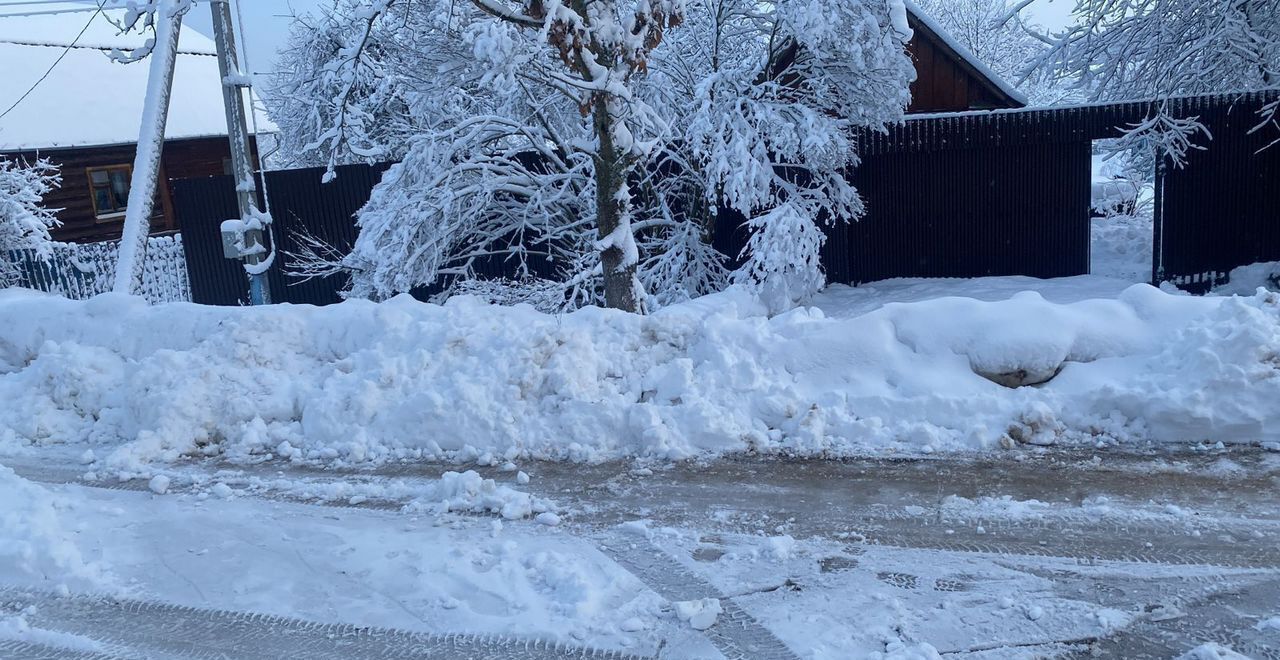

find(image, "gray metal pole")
[210,0,271,305]
[1150,157,1166,286]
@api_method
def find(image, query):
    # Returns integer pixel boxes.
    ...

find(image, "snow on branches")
[269,0,914,312]
[0,158,61,286]
[1025,0,1280,165]
[106,0,196,63]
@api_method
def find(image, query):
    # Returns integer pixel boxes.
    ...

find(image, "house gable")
[905,4,1028,113]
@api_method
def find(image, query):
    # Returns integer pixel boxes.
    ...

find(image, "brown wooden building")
[905,6,1027,114]
[0,3,271,244]
[2,138,255,244]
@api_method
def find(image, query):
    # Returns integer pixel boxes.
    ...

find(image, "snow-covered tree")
[271,0,915,312]
[1035,0,1278,100]
[266,4,427,170]
[0,159,61,287]
[1024,0,1280,164]
[913,0,1063,104]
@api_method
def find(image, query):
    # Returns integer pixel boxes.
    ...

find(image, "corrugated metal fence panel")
[816,136,1091,285]
[1160,95,1280,291]
[262,163,393,305]
[171,162,392,306]
[170,175,249,306]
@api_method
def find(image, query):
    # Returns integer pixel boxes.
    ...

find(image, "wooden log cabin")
[0,3,270,244]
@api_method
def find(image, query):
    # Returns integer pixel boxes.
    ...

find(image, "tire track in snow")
[1065,575,1280,659]
[2,589,650,660]
[596,536,800,660]
[15,461,1280,569]
[0,640,128,660]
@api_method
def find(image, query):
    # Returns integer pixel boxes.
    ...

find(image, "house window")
[87,165,132,220]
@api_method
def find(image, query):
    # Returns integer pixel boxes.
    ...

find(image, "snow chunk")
[404,470,548,520]
[1175,643,1254,660]
[148,474,171,495]
[673,597,721,630]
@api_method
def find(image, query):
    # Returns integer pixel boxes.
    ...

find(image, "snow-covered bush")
[0,158,61,287]
[267,0,914,312]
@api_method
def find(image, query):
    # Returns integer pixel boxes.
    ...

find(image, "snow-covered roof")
[0,2,274,151]
[904,1,1029,108]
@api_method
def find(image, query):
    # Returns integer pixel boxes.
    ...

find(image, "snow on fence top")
[8,234,191,304]
[0,2,273,150]
[855,89,1280,154]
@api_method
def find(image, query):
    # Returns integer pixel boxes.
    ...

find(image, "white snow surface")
[0,2,273,150]
[1217,261,1280,296]
[0,462,108,590]
[1176,643,1255,660]
[1091,213,1154,282]
[1,280,1278,468]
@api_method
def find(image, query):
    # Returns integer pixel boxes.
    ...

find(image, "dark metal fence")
[170,90,1279,304]
[172,162,391,306]
[825,139,1092,284]
[1157,93,1280,291]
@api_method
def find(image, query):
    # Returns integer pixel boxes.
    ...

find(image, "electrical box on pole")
[210,0,272,305]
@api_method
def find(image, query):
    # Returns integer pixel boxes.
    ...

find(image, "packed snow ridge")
[1,282,1278,469]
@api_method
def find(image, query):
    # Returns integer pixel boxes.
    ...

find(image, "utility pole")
[113,0,189,295]
[210,0,272,305]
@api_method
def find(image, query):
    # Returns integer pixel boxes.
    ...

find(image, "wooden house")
[0,2,270,244]
[904,3,1028,113]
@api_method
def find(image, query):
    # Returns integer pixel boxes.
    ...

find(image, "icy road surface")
[3,449,1280,659]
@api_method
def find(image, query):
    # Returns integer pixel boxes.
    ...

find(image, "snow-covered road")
[3,449,1279,659]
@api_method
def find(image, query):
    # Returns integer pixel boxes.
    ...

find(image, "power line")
[0,0,208,19]
[0,1,105,121]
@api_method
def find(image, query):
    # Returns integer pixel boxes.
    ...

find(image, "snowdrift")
[0,463,107,589]
[0,284,1277,469]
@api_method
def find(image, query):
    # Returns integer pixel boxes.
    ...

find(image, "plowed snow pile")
[1,283,1277,469]
[0,463,106,589]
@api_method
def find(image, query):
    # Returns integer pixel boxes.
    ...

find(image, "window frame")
[85,164,133,221]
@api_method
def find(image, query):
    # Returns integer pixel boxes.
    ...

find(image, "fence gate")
[1156,93,1280,292]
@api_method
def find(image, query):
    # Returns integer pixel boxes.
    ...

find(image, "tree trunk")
[593,96,640,312]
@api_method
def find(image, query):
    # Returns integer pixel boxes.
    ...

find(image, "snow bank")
[1216,260,1280,296]
[0,283,1277,467]
[0,463,106,589]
